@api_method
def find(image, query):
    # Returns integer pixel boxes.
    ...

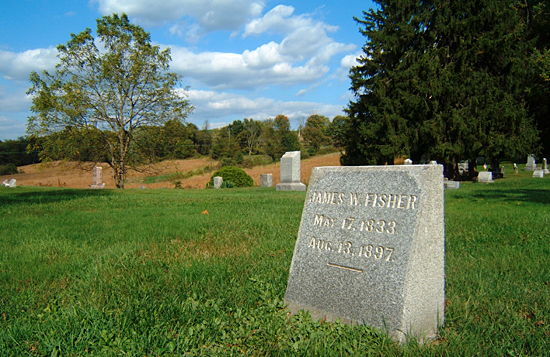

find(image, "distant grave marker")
[533,169,544,178]
[261,173,273,187]
[525,155,536,171]
[478,171,494,183]
[213,176,223,189]
[90,166,105,189]
[285,165,445,343]
[276,151,306,191]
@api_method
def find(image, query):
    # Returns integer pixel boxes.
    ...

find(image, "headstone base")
[276,182,306,191]
[90,184,105,189]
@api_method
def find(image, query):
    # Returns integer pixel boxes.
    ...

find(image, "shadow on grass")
[469,189,550,205]
[0,188,113,206]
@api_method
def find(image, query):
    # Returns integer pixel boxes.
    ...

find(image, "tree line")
[24,113,345,167]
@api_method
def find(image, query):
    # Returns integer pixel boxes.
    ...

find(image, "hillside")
[0,153,342,189]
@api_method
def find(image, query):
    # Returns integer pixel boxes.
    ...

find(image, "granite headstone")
[276,151,306,191]
[90,166,105,189]
[478,171,494,183]
[525,155,536,171]
[533,169,544,178]
[8,179,16,188]
[261,173,273,187]
[285,165,445,343]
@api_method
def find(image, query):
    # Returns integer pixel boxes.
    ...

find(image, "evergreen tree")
[344,0,539,178]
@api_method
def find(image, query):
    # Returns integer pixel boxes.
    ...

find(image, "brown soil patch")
[0,153,341,189]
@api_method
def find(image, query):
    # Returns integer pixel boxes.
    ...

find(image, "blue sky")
[0,0,375,140]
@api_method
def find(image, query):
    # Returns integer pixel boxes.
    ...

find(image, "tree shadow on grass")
[469,189,550,205]
[0,188,113,206]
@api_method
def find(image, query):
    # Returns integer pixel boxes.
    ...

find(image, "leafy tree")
[343,0,539,178]
[327,116,351,150]
[27,14,193,188]
[0,138,39,166]
[302,114,332,155]
[195,120,212,156]
[240,118,264,155]
[262,114,301,161]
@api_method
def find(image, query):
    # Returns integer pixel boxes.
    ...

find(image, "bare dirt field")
[0,153,342,189]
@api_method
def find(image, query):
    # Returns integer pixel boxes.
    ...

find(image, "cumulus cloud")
[92,0,265,40]
[168,4,355,91]
[170,46,327,89]
[0,48,58,81]
[187,89,345,127]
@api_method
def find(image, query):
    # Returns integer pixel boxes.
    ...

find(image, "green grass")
[1,170,549,356]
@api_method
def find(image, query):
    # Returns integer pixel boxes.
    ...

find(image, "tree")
[27,14,193,188]
[343,0,539,178]
[302,114,332,155]
[240,118,263,155]
[262,114,301,160]
[327,115,351,150]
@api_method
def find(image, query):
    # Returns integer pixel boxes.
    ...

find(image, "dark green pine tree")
[343,0,539,179]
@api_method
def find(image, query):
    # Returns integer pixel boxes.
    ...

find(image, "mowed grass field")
[1,167,549,356]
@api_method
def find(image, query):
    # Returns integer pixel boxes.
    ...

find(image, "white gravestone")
[533,169,544,178]
[544,158,550,174]
[213,176,223,188]
[2,179,8,187]
[525,155,536,171]
[90,166,105,189]
[276,151,306,191]
[261,173,273,187]
[285,165,445,343]
[478,171,494,183]
[514,163,518,174]
[8,179,16,188]
[444,181,460,189]
[404,159,413,165]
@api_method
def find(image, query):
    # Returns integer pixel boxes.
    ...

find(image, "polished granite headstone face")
[284,165,445,343]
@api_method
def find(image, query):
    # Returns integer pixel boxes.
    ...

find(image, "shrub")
[207,166,254,188]
[0,163,18,175]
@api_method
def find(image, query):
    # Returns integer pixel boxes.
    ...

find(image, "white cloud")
[92,0,265,39]
[0,87,32,112]
[170,46,326,89]
[0,116,27,140]
[187,89,345,127]
[0,48,58,81]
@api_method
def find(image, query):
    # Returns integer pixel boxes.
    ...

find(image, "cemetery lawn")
[1,172,549,356]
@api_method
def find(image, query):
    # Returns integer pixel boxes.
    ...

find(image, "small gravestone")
[444,180,460,189]
[533,169,544,178]
[8,179,16,188]
[525,155,536,171]
[276,151,306,191]
[90,166,105,189]
[285,165,445,343]
[478,171,494,183]
[261,173,273,187]
[458,161,469,175]
[404,159,413,165]
[429,161,438,165]
[213,176,223,189]
[544,158,550,174]
[514,163,518,174]
[2,179,8,187]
